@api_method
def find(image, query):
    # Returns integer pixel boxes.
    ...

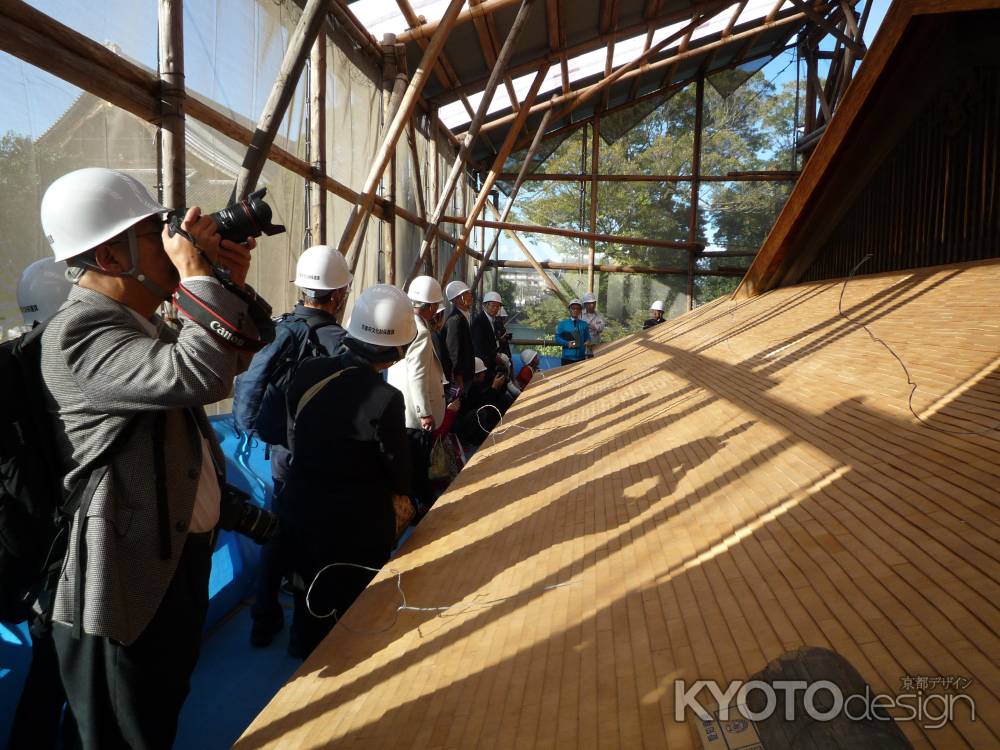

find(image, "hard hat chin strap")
[121,226,172,302]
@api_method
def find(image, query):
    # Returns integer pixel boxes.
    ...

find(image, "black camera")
[166,188,286,244]
[218,484,279,545]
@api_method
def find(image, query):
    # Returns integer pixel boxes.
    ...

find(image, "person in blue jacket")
[556,298,591,366]
[232,245,350,649]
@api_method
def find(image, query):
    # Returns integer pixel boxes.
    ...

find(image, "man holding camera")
[38,168,267,750]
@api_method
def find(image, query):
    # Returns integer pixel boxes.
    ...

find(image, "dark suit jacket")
[443,308,474,385]
[470,311,499,376]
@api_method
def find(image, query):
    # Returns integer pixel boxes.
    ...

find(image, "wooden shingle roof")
[238,258,1000,749]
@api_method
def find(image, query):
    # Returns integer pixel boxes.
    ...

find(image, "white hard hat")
[346,284,417,347]
[499,306,508,317]
[41,168,167,262]
[483,291,502,304]
[17,257,72,326]
[582,292,597,304]
[568,298,583,308]
[498,353,511,369]
[519,348,538,366]
[445,280,471,300]
[474,357,487,374]
[408,275,444,304]
[650,300,665,312]
[294,245,351,291]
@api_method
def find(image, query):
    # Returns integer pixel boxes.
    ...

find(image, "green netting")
[599,90,677,146]
[707,55,773,100]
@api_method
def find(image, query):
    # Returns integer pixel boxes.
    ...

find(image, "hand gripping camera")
[167,189,285,352]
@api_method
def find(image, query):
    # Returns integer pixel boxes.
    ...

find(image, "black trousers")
[251,480,289,628]
[8,595,78,750]
[52,532,212,750]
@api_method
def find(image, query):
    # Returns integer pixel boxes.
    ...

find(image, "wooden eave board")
[238,258,1000,749]
[737,0,1000,298]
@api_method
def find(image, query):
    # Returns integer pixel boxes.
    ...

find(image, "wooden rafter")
[788,0,866,55]
[395,0,467,105]
[432,0,736,105]
[475,6,807,137]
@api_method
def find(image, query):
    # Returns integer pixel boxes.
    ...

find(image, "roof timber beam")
[471,7,807,136]
[788,0,866,56]
[430,0,736,105]
[395,0,469,105]
[469,0,521,112]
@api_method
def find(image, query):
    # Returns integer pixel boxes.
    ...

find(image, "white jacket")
[387,315,447,429]
[582,310,606,344]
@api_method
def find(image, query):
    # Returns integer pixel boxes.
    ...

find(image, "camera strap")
[167,223,276,351]
[174,283,269,352]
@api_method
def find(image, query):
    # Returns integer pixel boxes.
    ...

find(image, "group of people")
[3,167,548,749]
[233,253,541,659]
[5,164,674,749]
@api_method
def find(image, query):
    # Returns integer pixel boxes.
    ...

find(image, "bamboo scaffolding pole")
[474,9,807,134]
[588,116,600,292]
[472,106,555,290]
[440,215,703,251]
[157,0,185,209]
[403,0,540,287]
[552,11,710,123]
[428,117,441,275]
[688,75,704,310]
[336,0,465,263]
[407,119,428,223]
[493,171,801,181]
[309,30,326,244]
[0,0,478,253]
[438,69,551,285]
[381,35,400,286]
[395,0,468,99]
[466,253,746,276]
[233,0,331,201]
[329,0,382,61]
[484,204,570,305]
[788,0,866,55]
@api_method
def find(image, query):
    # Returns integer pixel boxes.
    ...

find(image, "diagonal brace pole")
[337,0,466,261]
[472,105,554,289]
[233,0,331,202]
[404,0,539,288]
[438,66,550,285]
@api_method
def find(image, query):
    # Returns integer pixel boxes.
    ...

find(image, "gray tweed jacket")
[41,283,252,645]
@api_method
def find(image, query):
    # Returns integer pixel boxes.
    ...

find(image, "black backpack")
[233,315,331,447]
[0,323,69,623]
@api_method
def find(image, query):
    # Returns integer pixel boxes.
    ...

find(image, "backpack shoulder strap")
[293,366,357,421]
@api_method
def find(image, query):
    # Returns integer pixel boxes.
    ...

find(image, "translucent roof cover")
[349,0,795,131]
